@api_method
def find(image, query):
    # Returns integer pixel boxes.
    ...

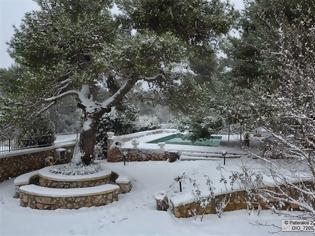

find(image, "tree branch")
[44,90,79,102]
[101,78,138,109]
[36,101,56,116]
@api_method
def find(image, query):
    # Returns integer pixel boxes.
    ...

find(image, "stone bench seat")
[14,170,39,186]
[19,184,120,210]
[13,170,39,198]
[38,164,113,188]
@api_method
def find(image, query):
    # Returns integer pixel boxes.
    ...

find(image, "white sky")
[0,0,244,68]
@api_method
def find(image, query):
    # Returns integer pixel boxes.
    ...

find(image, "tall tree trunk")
[78,109,109,165]
[79,117,97,165]
[75,79,137,165]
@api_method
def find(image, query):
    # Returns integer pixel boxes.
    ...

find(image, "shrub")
[18,116,55,148]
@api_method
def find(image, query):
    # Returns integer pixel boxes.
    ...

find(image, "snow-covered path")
[0,160,309,236]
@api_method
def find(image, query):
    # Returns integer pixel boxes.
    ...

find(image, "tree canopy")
[2,0,237,164]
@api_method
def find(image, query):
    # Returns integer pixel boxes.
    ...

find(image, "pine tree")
[5,0,236,165]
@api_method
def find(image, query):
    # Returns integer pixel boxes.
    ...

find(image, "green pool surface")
[148,134,222,147]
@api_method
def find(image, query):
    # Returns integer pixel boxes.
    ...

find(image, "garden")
[0,0,314,235]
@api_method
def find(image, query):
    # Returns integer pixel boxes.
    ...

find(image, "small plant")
[190,175,217,221]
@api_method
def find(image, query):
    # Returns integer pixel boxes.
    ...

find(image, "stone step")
[14,170,39,198]
[180,155,221,161]
[14,170,39,186]
[180,151,242,159]
[19,184,120,210]
[20,183,119,197]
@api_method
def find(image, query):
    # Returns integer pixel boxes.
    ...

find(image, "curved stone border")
[38,164,112,188]
[19,184,120,210]
[13,170,39,198]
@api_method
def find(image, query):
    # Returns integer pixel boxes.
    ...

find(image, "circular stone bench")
[19,184,120,210]
[13,170,39,198]
[38,164,113,188]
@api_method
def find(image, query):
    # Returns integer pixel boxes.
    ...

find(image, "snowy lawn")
[0,159,310,236]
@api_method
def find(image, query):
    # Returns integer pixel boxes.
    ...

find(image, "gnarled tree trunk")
[74,79,137,165]
[78,107,110,165]
[79,118,97,165]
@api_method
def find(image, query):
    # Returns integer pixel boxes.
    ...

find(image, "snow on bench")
[20,184,120,198]
[38,164,112,182]
[14,170,39,198]
[14,170,39,186]
[19,184,121,209]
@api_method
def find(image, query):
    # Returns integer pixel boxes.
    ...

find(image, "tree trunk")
[79,118,97,165]
[78,109,109,165]
[74,79,137,165]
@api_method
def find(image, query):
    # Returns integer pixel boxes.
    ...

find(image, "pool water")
[148,134,222,147]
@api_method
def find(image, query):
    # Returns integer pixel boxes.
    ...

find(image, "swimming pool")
[148,134,222,147]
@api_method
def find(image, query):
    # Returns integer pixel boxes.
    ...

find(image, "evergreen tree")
[223,0,315,132]
[0,66,20,96]
[5,0,236,165]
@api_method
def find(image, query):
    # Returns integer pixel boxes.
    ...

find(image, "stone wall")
[19,189,119,210]
[0,145,74,182]
[172,190,254,218]
[38,174,112,188]
[171,181,315,218]
[107,147,179,162]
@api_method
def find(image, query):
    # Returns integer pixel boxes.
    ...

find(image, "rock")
[36,203,44,209]
[45,156,56,166]
[168,152,179,162]
[155,192,169,211]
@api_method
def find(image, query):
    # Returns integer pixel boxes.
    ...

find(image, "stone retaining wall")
[38,174,112,188]
[19,189,119,210]
[0,145,74,182]
[107,147,179,162]
[171,181,315,218]
[172,190,255,218]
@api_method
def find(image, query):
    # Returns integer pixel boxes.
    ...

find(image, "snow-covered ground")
[0,159,309,236]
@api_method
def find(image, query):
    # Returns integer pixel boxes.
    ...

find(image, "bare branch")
[36,101,56,116]
[44,90,79,102]
[101,78,138,109]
